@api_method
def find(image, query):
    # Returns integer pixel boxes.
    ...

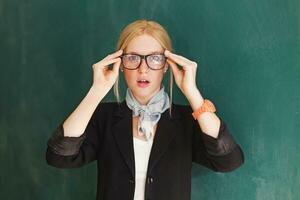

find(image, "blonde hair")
[113,19,174,116]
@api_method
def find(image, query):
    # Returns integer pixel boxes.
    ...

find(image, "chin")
[134,88,152,96]
[131,86,156,99]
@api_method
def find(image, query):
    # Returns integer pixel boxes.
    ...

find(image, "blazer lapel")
[112,100,182,178]
[147,105,182,174]
[112,101,135,177]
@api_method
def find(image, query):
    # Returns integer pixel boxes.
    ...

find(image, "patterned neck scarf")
[125,85,170,141]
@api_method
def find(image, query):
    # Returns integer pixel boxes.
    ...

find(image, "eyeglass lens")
[121,54,166,70]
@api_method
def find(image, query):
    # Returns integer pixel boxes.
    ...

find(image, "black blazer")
[46,101,244,200]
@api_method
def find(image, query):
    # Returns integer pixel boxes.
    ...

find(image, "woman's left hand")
[164,50,199,98]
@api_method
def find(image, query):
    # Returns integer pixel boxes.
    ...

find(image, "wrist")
[186,89,204,111]
[89,86,106,100]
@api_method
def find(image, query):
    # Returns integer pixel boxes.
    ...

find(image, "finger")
[167,59,181,77]
[165,50,193,67]
[104,49,123,60]
[165,50,192,63]
[112,58,121,74]
[98,57,121,68]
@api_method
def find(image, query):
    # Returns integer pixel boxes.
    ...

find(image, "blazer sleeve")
[192,116,245,172]
[45,103,104,169]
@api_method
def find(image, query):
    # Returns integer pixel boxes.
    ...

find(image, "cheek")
[123,71,136,85]
[154,72,164,82]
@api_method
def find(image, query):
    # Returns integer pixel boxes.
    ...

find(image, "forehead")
[125,34,164,54]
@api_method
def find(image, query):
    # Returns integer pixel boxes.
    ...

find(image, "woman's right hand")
[91,49,123,93]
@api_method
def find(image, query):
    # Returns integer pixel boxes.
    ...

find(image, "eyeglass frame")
[119,52,167,70]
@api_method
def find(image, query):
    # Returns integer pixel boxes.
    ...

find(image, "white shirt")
[132,135,154,200]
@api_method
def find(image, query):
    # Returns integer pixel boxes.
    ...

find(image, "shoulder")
[170,103,194,120]
[97,101,120,110]
[89,101,119,119]
[94,101,121,115]
[172,103,193,112]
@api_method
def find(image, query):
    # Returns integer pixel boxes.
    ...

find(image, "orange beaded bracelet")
[191,99,216,120]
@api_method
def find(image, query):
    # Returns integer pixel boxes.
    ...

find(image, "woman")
[46,19,244,200]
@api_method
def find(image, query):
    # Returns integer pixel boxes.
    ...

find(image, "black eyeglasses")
[120,53,167,70]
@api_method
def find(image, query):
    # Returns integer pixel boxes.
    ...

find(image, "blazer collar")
[112,100,182,178]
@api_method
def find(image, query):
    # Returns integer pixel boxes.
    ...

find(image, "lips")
[137,79,150,88]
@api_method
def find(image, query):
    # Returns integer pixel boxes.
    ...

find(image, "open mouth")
[137,79,150,87]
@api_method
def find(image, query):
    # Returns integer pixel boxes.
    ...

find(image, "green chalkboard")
[1,0,299,199]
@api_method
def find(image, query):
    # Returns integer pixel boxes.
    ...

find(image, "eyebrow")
[125,50,164,55]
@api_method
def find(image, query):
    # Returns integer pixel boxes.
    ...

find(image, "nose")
[138,58,149,73]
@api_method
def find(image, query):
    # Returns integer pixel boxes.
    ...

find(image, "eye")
[127,55,140,62]
[149,55,164,63]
